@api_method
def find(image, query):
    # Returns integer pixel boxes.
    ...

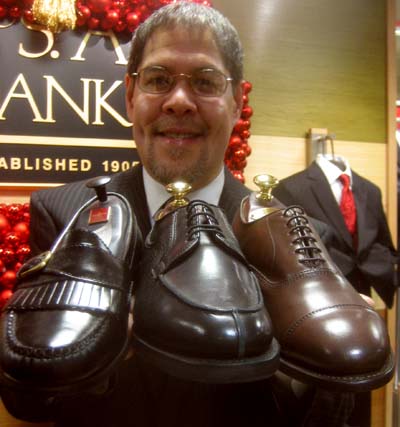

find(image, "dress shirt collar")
[316,154,352,187]
[143,167,225,221]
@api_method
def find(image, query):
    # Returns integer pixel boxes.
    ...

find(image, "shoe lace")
[283,206,325,267]
[186,201,224,240]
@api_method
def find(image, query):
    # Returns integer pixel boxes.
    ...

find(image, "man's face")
[125,27,242,190]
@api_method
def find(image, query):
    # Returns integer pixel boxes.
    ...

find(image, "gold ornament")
[32,0,77,33]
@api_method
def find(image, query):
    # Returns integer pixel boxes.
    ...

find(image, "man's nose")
[161,81,198,115]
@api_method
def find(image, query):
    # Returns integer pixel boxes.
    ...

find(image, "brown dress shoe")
[232,175,394,392]
[132,190,279,384]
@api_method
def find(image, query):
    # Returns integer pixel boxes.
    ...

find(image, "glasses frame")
[131,66,234,97]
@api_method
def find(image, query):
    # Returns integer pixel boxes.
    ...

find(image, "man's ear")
[125,73,135,121]
[232,80,244,122]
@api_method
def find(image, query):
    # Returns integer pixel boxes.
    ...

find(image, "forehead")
[139,26,226,72]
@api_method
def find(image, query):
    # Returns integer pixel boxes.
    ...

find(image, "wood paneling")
[213,0,387,142]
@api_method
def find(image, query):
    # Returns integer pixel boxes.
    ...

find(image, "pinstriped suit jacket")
[28,164,250,255]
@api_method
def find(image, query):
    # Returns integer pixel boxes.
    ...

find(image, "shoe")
[0,176,142,397]
[232,174,394,392]
[132,184,279,383]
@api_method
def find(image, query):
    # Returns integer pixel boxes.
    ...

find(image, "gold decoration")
[154,181,192,221]
[253,174,279,201]
[166,182,192,208]
[32,0,77,33]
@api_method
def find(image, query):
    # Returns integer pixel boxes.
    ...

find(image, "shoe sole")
[279,352,395,392]
[132,334,280,384]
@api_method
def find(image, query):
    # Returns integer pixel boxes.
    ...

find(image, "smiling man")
[0,3,358,427]
[125,20,242,190]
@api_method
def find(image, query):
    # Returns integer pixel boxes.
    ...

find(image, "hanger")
[319,135,347,171]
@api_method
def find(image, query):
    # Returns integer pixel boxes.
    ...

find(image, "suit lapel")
[307,162,353,248]
[219,167,251,223]
[109,164,152,237]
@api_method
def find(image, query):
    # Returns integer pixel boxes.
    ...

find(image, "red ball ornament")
[101,8,119,29]
[241,105,253,119]
[88,16,100,29]
[14,262,23,273]
[22,212,30,223]
[233,119,250,134]
[21,0,34,7]
[2,0,16,6]
[0,5,7,19]
[16,244,31,263]
[7,204,23,224]
[231,170,244,183]
[1,248,15,265]
[77,5,91,20]
[126,11,141,29]
[0,214,11,242]
[8,5,20,18]
[234,149,246,161]
[105,9,119,23]
[0,289,13,308]
[242,80,252,94]
[242,143,251,156]
[241,130,251,139]
[242,94,249,105]
[23,8,34,23]
[0,270,17,289]
[229,135,243,150]
[114,19,127,32]
[4,232,20,249]
[13,221,30,243]
[87,0,112,14]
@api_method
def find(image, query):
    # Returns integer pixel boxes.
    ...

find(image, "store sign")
[0,21,139,187]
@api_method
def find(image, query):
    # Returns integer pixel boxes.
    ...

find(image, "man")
[1,3,356,426]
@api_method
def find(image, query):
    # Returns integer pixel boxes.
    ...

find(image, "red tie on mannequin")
[339,174,357,237]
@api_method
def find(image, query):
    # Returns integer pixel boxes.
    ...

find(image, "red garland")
[0,203,31,307]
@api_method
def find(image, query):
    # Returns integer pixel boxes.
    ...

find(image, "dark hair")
[127,2,243,86]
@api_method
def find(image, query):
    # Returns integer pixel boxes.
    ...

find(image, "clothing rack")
[306,128,337,164]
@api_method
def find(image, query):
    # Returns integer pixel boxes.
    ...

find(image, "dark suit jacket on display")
[273,161,397,307]
[2,163,353,427]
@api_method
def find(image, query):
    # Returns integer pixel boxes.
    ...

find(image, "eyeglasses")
[131,66,233,97]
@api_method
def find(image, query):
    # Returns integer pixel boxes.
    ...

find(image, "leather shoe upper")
[0,191,142,391]
[133,200,274,361]
[232,193,393,388]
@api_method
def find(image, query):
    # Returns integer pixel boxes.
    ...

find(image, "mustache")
[151,117,205,133]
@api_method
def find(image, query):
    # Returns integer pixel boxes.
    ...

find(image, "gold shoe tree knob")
[253,174,279,201]
[166,181,192,207]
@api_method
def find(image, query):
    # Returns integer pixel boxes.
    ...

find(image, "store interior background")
[0,0,398,426]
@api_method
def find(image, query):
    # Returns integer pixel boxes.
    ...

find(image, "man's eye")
[193,77,218,94]
[143,73,171,90]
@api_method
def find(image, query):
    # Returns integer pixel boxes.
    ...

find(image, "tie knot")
[339,174,350,188]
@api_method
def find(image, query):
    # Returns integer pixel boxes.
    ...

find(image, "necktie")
[339,174,357,235]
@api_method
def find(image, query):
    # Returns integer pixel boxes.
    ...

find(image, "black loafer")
[0,176,142,397]
[132,198,279,383]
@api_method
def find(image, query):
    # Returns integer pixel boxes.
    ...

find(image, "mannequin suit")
[272,161,397,308]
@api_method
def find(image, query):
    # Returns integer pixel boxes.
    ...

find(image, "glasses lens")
[191,69,227,96]
[139,67,173,94]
